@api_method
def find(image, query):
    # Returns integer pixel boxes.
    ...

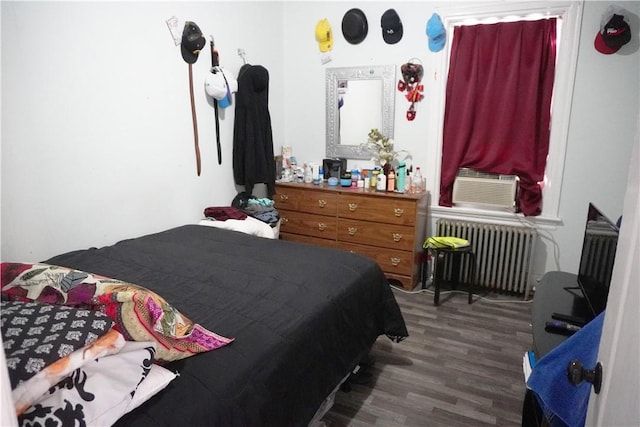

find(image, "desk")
[531,271,592,358]
[523,271,593,427]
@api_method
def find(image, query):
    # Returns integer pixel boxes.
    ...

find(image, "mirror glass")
[326,65,396,160]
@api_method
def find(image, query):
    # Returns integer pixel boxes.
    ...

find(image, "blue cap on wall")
[426,13,446,52]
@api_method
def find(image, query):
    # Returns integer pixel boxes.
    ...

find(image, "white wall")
[2,1,639,284]
[1,1,284,261]
[550,1,639,274]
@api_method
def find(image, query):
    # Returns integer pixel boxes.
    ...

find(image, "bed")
[1,224,408,426]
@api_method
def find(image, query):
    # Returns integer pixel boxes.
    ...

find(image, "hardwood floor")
[323,287,533,427]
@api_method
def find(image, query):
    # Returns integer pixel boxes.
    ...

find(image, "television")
[576,203,620,319]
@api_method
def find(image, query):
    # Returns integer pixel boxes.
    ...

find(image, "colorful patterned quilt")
[0,261,230,425]
[1,262,233,362]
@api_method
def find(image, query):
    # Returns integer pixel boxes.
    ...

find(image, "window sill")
[430,205,562,229]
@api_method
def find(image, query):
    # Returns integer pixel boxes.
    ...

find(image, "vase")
[383,163,391,175]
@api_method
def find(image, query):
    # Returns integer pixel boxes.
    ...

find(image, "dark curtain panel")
[439,19,556,216]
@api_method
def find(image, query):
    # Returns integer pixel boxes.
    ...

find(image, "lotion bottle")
[377,171,386,191]
[304,163,313,183]
[414,167,424,192]
[371,169,379,189]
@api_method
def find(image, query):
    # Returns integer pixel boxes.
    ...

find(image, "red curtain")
[439,19,556,216]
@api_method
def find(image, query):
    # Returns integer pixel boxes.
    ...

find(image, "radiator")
[434,219,537,297]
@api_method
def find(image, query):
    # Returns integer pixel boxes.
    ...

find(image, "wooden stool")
[422,245,476,306]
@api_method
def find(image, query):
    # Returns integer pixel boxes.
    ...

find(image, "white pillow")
[124,364,177,414]
[198,216,278,239]
[20,341,160,426]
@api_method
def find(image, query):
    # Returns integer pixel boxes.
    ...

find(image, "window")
[427,1,583,226]
[440,18,556,216]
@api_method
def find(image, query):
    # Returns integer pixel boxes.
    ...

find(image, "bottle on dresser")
[397,162,406,193]
[377,170,387,191]
[314,167,323,185]
[350,169,359,188]
[414,166,424,193]
[387,169,395,192]
[304,163,313,183]
[363,170,370,188]
[370,169,379,189]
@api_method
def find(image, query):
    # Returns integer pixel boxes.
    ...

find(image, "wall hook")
[237,48,247,65]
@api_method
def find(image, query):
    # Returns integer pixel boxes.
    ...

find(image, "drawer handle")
[348,227,358,236]
[390,257,401,266]
[392,233,403,242]
[318,199,327,208]
[281,217,289,224]
[348,203,358,212]
[318,223,327,231]
[393,208,405,217]
[280,194,289,202]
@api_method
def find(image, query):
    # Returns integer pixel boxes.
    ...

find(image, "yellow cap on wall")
[315,19,333,52]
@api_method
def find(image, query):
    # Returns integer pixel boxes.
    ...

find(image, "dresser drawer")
[338,194,417,226]
[280,232,338,249]
[340,242,413,277]
[279,210,337,240]
[337,218,415,251]
[275,187,337,216]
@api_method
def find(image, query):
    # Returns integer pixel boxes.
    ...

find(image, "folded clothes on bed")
[243,204,280,227]
[229,191,280,227]
[204,206,247,221]
[247,198,275,207]
[243,204,273,214]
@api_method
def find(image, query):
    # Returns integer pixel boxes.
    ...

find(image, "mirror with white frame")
[326,65,396,160]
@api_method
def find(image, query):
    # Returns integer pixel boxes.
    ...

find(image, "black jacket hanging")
[232,64,276,197]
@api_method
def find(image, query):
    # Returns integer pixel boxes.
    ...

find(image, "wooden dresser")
[274,182,428,290]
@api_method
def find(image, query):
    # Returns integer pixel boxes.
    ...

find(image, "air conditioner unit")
[452,174,518,211]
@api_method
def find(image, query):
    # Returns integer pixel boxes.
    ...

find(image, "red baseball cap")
[594,7,631,54]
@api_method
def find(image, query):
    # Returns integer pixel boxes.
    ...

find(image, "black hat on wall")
[381,9,403,44]
[181,21,206,64]
[342,8,368,44]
